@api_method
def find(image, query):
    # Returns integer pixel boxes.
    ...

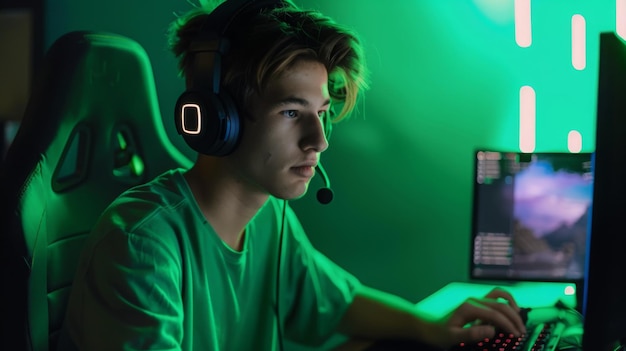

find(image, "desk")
[362,281,581,350]
[290,281,580,351]
[414,281,578,319]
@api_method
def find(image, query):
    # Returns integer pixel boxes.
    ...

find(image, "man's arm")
[336,285,526,349]
[64,228,184,351]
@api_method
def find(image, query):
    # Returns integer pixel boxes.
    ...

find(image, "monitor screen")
[582,32,626,351]
[470,150,593,282]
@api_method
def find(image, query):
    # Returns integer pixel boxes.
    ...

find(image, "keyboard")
[448,306,567,351]
[364,306,579,351]
[449,320,565,351]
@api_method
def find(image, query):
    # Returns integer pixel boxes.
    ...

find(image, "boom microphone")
[315,162,334,204]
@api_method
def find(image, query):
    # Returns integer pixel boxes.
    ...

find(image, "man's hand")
[335,286,526,350]
[430,288,527,348]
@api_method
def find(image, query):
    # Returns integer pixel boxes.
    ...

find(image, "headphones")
[174,0,333,156]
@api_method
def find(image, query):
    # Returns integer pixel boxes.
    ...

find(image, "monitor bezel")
[581,31,626,351]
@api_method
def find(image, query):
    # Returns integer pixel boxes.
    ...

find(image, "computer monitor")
[582,31,626,351]
[470,150,593,287]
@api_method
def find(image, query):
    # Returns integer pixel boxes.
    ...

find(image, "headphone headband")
[207,0,286,36]
[187,0,285,93]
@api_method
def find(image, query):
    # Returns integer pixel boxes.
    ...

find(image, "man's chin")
[275,184,309,201]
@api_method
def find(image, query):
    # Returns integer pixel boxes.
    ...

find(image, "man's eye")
[282,110,298,118]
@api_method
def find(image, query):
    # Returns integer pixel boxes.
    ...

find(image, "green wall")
[43,0,617,305]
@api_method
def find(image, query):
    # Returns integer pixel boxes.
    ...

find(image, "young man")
[59,0,525,350]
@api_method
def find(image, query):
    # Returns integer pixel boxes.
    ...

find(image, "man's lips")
[291,164,316,178]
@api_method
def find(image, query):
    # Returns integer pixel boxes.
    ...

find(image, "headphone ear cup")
[174,90,241,156]
[216,90,241,154]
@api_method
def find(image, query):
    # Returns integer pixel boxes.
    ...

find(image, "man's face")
[228,59,330,200]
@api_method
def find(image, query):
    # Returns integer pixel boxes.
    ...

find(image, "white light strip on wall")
[618,0,626,40]
[572,14,587,70]
[568,130,583,153]
[519,85,536,153]
[515,0,532,47]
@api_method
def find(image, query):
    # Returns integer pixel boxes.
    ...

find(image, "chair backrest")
[0,31,193,351]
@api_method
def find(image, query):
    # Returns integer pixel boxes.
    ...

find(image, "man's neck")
[183,158,268,251]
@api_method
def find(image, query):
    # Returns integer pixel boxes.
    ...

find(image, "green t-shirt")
[60,169,360,350]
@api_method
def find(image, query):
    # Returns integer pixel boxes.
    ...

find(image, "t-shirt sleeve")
[66,224,184,351]
[280,204,362,346]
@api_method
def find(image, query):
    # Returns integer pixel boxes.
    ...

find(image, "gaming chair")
[0,31,192,351]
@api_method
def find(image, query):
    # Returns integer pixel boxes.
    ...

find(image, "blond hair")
[168,1,369,122]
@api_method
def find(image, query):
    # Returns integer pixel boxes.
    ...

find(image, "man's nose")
[300,114,329,153]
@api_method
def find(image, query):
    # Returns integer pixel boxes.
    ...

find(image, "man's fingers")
[452,298,525,337]
[480,298,527,334]
[484,287,520,311]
